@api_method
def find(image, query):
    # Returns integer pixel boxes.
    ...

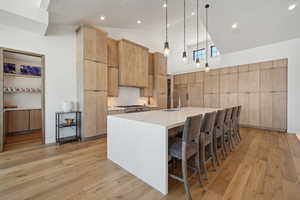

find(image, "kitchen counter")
[108,107,126,111]
[107,107,219,195]
[4,107,42,111]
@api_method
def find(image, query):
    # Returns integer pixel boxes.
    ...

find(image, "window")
[211,46,220,57]
[193,48,206,61]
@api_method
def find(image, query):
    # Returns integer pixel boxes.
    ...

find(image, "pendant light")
[182,0,187,62]
[164,0,170,56]
[205,4,210,72]
[196,0,200,68]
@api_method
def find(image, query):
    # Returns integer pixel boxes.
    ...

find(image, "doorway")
[0,48,45,152]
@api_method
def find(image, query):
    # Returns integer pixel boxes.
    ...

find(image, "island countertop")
[109,107,219,129]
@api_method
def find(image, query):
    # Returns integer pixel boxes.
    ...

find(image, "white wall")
[0,24,77,144]
[108,87,148,107]
[169,38,300,134]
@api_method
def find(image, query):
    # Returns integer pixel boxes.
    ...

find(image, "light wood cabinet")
[261,67,287,92]
[260,92,273,128]
[204,73,219,94]
[238,93,249,125]
[84,91,107,137]
[6,110,29,133]
[153,53,167,75]
[248,93,260,127]
[272,92,287,130]
[29,110,42,130]
[82,26,107,63]
[158,94,168,109]
[118,39,149,87]
[84,60,107,91]
[77,26,108,139]
[220,93,238,108]
[108,67,118,97]
[188,83,204,107]
[107,38,118,67]
[148,53,154,75]
[194,71,204,83]
[220,72,238,94]
[248,70,260,92]
[204,93,220,108]
[173,85,188,107]
[96,92,107,135]
[156,75,167,94]
[140,75,153,97]
[5,109,42,134]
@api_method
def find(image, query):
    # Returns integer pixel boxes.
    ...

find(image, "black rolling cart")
[55,111,81,144]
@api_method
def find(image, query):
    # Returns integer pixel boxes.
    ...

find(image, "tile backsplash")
[108,87,148,107]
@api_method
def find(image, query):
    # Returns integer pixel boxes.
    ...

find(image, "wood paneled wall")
[173,58,288,132]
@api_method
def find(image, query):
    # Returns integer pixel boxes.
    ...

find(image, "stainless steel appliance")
[117,105,151,113]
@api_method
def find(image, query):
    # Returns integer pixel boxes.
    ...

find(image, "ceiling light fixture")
[182,0,187,63]
[137,20,142,24]
[204,4,210,72]
[191,12,195,16]
[196,0,200,68]
[232,23,238,29]
[100,16,105,21]
[163,0,170,56]
[162,3,167,8]
[288,4,297,10]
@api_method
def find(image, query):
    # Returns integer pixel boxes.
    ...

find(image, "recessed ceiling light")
[232,23,238,29]
[162,3,167,8]
[100,16,105,21]
[191,12,195,16]
[167,23,170,27]
[288,4,297,11]
[137,20,142,24]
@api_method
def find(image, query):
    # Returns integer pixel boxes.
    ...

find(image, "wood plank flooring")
[0,128,299,200]
[4,131,42,151]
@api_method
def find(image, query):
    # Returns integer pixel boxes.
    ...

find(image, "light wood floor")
[4,131,43,151]
[0,128,299,200]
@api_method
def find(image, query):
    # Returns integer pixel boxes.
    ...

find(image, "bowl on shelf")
[4,63,16,74]
[64,118,75,126]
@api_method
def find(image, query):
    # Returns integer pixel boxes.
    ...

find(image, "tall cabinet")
[153,53,168,109]
[77,26,108,139]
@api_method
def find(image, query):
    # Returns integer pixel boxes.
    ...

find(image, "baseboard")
[82,134,107,141]
[240,124,287,133]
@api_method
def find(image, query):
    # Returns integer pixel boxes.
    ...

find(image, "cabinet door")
[84,60,97,90]
[96,63,107,91]
[96,91,107,135]
[248,70,260,92]
[188,83,204,106]
[136,48,148,87]
[107,38,118,67]
[272,92,287,130]
[119,40,135,86]
[204,94,220,108]
[83,27,97,61]
[220,73,238,93]
[238,71,249,93]
[29,110,42,130]
[220,93,238,108]
[194,71,204,83]
[95,29,108,64]
[84,91,97,137]
[174,85,188,107]
[148,53,154,75]
[7,110,30,133]
[158,94,168,109]
[204,74,219,94]
[140,75,153,97]
[238,93,249,125]
[108,67,118,97]
[260,92,273,128]
[248,93,260,126]
[260,68,273,92]
[154,53,167,75]
[272,67,287,92]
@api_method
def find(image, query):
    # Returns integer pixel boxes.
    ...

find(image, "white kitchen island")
[107,107,218,195]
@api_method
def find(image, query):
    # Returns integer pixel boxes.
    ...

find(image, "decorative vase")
[62,101,73,112]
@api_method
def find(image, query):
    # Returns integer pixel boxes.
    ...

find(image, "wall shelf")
[4,73,41,79]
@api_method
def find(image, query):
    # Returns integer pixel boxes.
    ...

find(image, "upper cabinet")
[118,39,149,88]
[153,53,167,75]
[107,38,119,67]
[82,26,108,64]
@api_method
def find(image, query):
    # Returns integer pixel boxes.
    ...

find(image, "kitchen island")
[107,107,218,195]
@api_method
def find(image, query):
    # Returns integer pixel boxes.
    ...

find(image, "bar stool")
[199,111,217,179]
[236,106,242,141]
[224,108,233,153]
[169,114,203,200]
[213,109,227,166]
[231,106,240,145]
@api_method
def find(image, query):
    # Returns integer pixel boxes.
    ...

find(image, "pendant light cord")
[184,0,186,52]
[166,0,168,42]
[205,4,209,65]
[197,0,199,51]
